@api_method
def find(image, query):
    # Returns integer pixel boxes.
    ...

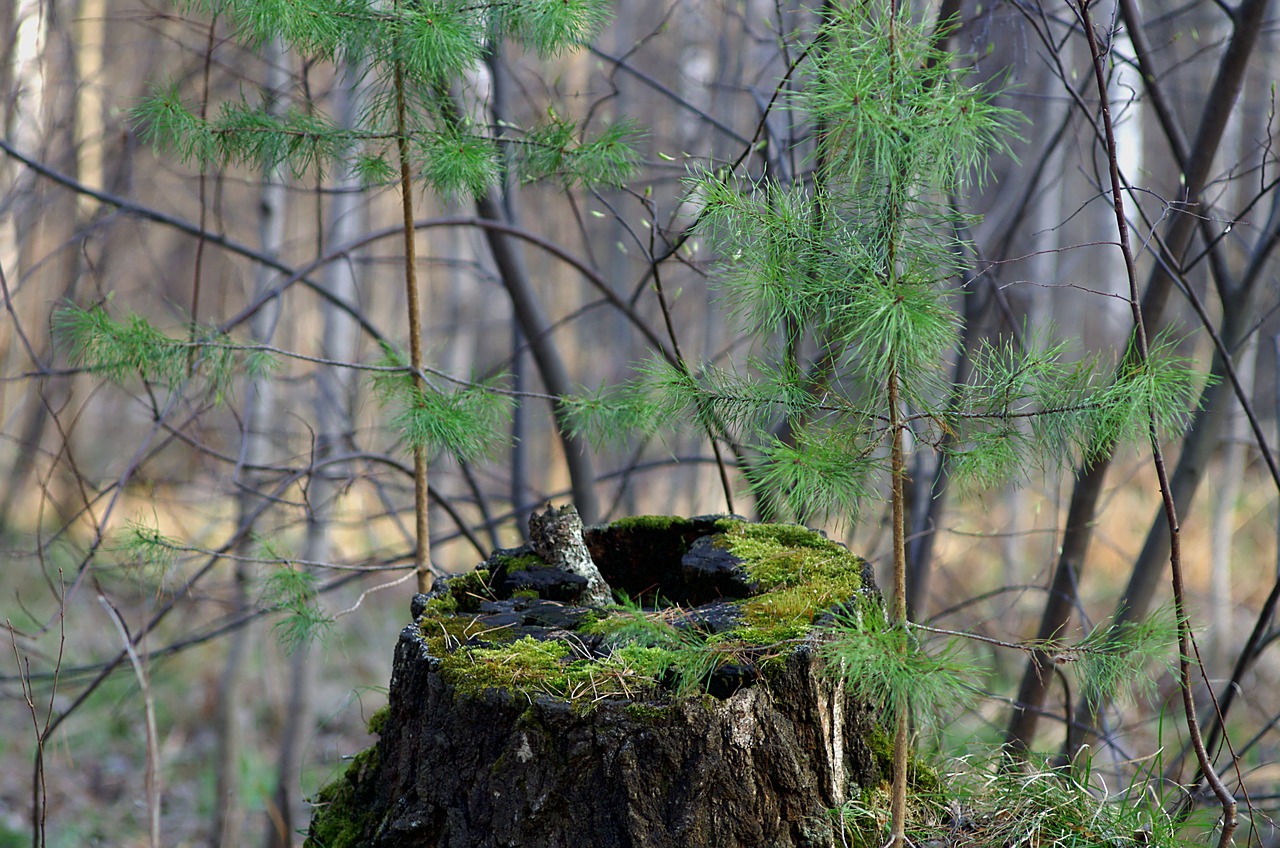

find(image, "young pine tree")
[65,0,642,595]
[570,3,1201,846]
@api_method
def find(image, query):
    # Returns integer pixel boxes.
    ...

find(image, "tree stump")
[306,513,889,848]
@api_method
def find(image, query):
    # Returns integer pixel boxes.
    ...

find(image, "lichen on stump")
[306,514,888,848]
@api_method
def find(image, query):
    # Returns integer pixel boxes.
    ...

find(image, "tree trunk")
[0,0,82,531]
[213,34,289,848]
[474,189,600,523]
[1208,336,1254,670]
[306,516,889,848]
[367,642,875,848]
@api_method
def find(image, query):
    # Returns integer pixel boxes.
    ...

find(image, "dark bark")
[1003,459,1096,758]
[306,517,887,848]
[359,639,877,848]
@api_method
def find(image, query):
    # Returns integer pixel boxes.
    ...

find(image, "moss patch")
[624,701,675,722]
[425,568,495,615]
[303,746,380,848]
[439,636,672,703]
[365,705,390,737]
[427,520,869,704]
[441,637,571,696]
[608,515,706,533]
[715,521,865,646]
[718,521,858,591]
[864,724,939,793]
[419,593,458,616]
[493,553,544,573]
[419,612,513,657]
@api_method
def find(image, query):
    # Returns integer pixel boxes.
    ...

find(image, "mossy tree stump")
[307,514,890,848]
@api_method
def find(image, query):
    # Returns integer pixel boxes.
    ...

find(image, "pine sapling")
[113,0,643,599]
[570,4,1204,844]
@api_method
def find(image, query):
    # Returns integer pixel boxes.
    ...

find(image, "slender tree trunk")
[211,570,252,848]
[474,190,600,523]
[213,35,289,848]
[0,0,17,140]
[485,45,531,536]
[1209,337,1255,669]
[888,371,908,848]
[391,17,432,593]
[1,0,81,531]
[73,0,103,218]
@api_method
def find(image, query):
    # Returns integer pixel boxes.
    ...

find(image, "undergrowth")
[831,753,1191,848]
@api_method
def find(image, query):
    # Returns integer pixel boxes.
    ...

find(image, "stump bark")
[306,514,887,848]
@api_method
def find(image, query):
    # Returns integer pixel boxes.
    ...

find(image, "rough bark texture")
[528,504,613,607]
[368,640,877,848]
[306,515,885,848]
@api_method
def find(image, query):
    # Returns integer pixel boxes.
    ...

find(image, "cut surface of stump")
[306,515,889,848]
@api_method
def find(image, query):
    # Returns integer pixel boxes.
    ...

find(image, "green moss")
[589,522,870,692]
[720,522,857,591]
[425,567,494,615]
[730,620,811,645]
[624,701,675,722]
[608,514,698,532]
[303,746,380,848]
[419,612,513,657]
[420,593,458,616]
[727,520,836,549]
[611,644,678,677]
[493,553,544,573]
[424,520,872,708]
[366,705,390,736]
[737,573,861,641]
[436,635,674,702]
[864,724,939,792]
[577,611,634,638]
[511,588,540,601]
[441,637,572,696]
[703,522,866,649]
[575,608,609,628]
[908,754,940,793]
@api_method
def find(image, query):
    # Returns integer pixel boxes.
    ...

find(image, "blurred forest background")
[2,0,1280,845]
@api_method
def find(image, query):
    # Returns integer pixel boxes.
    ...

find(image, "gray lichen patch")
[528,503,613,607]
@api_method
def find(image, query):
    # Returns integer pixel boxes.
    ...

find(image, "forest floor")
[1,453,1277,847]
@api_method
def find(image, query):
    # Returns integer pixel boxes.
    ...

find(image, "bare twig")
[645,198,737,514]
[332,570,416,619]
[188,13,218,372]
[97,597,161,848]
[10,610,59,848]
[1076,4,1236,844]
